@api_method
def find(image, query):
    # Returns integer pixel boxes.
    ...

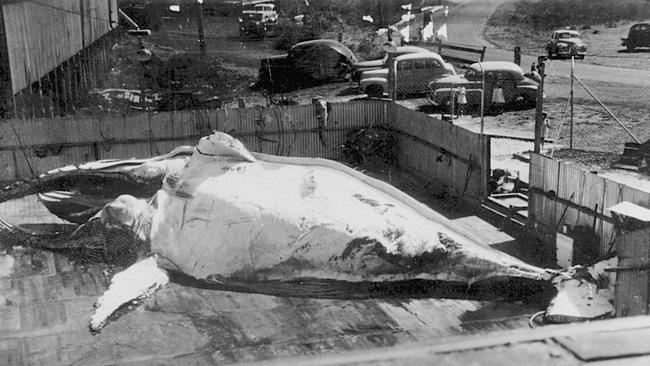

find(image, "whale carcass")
[0,132,614,331]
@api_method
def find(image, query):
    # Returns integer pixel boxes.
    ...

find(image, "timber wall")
[0,100,488,201]
[529,153,650,258]
[0,0,119,118]
[389,103,489,198]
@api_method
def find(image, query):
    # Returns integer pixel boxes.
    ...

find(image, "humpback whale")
[0,132,614,332]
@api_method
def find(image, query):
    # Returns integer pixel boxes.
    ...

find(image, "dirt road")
[444,0,650,89]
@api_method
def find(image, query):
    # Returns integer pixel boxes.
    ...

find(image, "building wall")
[1,0,118,94]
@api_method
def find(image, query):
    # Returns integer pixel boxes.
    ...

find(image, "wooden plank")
[555,327,650,361]
[615,228,650,317]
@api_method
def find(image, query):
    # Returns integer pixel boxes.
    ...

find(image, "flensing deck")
[0,168,540,365]
[250,315,650,366]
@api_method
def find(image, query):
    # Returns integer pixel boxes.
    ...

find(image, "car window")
[397,60,413,71]
[413,59,427,70]
[424,59,442,69]
[485,71,499,80]
[465,69,481,80]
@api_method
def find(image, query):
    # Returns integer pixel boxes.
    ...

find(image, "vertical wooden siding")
[0,100,487,205]
[2,0,115,93]
[0,101,390,180]
[529,153,650,257]
[389,103,488,198]
[615,228,650,317]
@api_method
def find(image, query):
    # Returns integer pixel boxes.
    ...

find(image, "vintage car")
[239,12,268,39]
[350,45,432,82]
[622,23,650,52]
[428,61,539,110]
[546,29,587,59]
[241,2,278,23]
[359,53,455,98]
[257,39,357,91]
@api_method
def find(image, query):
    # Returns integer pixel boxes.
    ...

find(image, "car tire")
[366,85,384,98]
[627,43,635,52]
[514,94,536,110]
[547,49,554,59]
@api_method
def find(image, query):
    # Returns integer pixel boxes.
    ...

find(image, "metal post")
[570,56,574,150]
[534,56,546,153]
[449,83,455,119]
[388,57,396,102]
[478,60,485,135]
[197,1,207,59]
[514,46,521,65]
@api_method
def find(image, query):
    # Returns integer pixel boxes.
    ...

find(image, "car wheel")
[547,50,554,59]
[366,85,384,98]
[514,94,536,110]
[627,43,635,52]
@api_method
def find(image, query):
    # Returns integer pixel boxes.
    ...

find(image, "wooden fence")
[529,153,650,258]
[389,103,489,198]
[0,100,387,180]
[0,100,489,201]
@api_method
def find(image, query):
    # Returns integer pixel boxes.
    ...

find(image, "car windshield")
[241,13,263,21]
[465,69,481,80]
[557,32,578,39]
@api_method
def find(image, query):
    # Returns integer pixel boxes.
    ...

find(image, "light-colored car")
[428,61,539,110]
[351,45,432,82]
[546,29,587,59]
[242,3,278,23]
[359,53,455,98]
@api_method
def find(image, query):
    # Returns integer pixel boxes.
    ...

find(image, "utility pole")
[197,0,207,59]
[534,56,546,153]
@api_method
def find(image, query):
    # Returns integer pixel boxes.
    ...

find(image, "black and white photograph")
[1,0,650,364]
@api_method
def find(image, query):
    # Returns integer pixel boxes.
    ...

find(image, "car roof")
[395,52,445,63]
[292,39,356,60]
[553,29,580,35]
[391,46,430,54]
[468,61,524,73]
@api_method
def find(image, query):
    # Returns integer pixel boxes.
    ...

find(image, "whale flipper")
[90,255,169,332]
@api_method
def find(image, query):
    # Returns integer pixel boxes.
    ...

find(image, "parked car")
[359,53,455,98]
[622,23,650,52]
[351,45,432,82]
[546,29,587,59]
[428,61,539,110]
[239,12,268,39]
[242,2,278,23]
[257,39,357,91]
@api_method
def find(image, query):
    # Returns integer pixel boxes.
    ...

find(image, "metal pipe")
[118,8,141,30]
[570,57,574,150]
[573,76,641,144]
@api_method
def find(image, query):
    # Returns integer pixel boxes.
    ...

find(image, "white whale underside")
[138,133,547,285]
[36,132,607,331]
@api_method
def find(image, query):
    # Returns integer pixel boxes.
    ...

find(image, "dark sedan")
[257,39,357,91]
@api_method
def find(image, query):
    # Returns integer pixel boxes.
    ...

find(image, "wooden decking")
[251,315,650,366]
[0,247,544,365]
[0,168,546,365]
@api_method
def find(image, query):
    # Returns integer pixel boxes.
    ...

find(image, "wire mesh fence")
[539,59,650,156]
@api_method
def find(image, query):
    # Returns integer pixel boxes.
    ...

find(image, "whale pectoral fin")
[545,277,615,324]
[89,254,169,332]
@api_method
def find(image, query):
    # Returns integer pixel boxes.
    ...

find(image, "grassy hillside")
[489,0,650,31]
